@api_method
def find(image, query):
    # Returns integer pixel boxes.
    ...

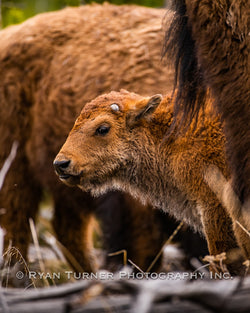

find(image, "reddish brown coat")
[55,90,250,273]
[163,0,250,230]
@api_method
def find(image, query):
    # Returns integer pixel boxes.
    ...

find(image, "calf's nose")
[53,159,71,175]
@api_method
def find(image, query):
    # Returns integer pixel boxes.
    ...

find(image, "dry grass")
[0,142,18,191]
[0,198,249,288]
[0,147,249,289]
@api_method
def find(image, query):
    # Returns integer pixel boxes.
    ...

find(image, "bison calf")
[55,90,250,274]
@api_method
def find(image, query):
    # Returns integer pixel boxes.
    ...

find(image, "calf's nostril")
[59,160,70,168]
[53,159,71,174]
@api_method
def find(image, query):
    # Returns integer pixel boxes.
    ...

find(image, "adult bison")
[54,89,249,274]
[0,3,178,273]
[163,0,250,230]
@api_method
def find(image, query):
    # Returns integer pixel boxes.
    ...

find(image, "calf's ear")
[126,94,162,127]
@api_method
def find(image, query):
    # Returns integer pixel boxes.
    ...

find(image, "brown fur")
[163,0,250,229]
[0,4,179,272]
[55,90,250,273]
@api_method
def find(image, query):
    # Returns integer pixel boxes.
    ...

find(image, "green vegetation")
[0,0,165,28]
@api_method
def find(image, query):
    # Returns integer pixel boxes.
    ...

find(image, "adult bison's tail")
[163,0,207,129]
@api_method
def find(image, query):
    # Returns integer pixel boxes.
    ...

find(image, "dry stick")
[0,227,5,267]
[192,262,210,275]
[29,219,50,287]
[108,250,128,267]
[0,141,18,191]
[4,254,11,289]
[128,259,145,274]
[43,231,84,273]
[236,220,250,237]
[243,260,250,275]
[146,221,184,272]
[41,232,66,262]
[0,240,12,288]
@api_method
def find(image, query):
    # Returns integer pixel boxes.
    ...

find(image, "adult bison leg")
[201,195,243,275]
[52,186,96,273]
[0,148,41,263]
[95,192,168,272]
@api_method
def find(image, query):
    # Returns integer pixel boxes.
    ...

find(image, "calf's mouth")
[53,158,82,187]
[59,173,81,187]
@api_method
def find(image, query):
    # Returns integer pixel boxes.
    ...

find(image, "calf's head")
[54,90,162,196]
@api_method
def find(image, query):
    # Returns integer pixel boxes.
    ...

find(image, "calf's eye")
[96,125,110,136]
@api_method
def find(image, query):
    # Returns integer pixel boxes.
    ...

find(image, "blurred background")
[0,0,165,28]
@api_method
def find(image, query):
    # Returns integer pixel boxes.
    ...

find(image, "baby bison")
[54,90,250,273]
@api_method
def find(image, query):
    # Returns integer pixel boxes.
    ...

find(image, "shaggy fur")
[163,0,250,211]
[0,3,181,272]
[55,90,250,274]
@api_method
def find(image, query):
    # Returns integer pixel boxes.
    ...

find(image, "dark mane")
[162,0,207,129]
